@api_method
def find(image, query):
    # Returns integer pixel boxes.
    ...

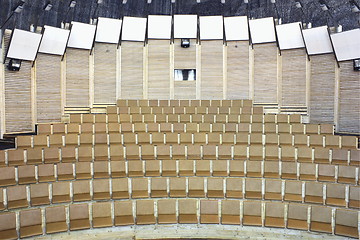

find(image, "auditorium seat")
[349,186,359,209]
[310,205,332,234]
[30,183,50,206]
[243,201,262,226]
[150,178,167,197]
[326,183,346,207]
[169,177,186,197]
[157,199,176,224]
[287,203,308,230]
[178,199,197,223]
[0,212,17,240]
[221,200,240,225]
[188,177,205,197]
[92,202,112,228]
[69,203,90,230]
[52,181,70,203]
[200,200,219,224]
[45,206,67,234]
[0,166,16,187]
[264,202,285,228]
[7,185,28,209]
[136,200,155,225]
[73,180,91,202]
[112,178,129,199]
[131,178,148,198]
[93,179,111,200]
[20,208,42,238]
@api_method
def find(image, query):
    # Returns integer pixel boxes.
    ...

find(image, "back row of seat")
[116,99,254,107]
[0,199,358,239]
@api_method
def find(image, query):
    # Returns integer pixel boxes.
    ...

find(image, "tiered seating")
[0,99,358,239]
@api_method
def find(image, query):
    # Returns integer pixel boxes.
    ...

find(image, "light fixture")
[221,0,225,3]
[295,1,302,8]
[97,0,103,3]
[14,5,24,13]
[7,59,22,71]
[69,0,76,8]
[244,0,248,3]
[319,0,329,11]
[44,3,53,11]
[181,39,190,48]
[350,0,360,12]
[354,59,360,71]
[271,0,276,3]
[122,0,127,4]
[171,0,175,3]
[147,0,151,3]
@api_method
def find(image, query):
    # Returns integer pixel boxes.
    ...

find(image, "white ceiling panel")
[148,15,172,39]
[121,17,147,42]
[331,29,360,62]
[276,22,305,50]
[39,26,70,55]
[95,17,122,44]
[302,26,333,55]
[67,21,96,50]
[200,16,224,40]
[174,15,198,39]
[249,17,276,44]
[7,29,42,61]
[224,16,249,41]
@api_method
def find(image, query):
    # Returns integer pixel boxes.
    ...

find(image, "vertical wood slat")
[201,40,223,99]
[65,48,90,107]
[174,39,196,99]
[3,30,33,133]
[281,48,307,107]
[35,53,62,123]
[94,43,117,104]
[148,40,171,99]
[227,41,250,99]
[253,43,278,104]
[121,41,144,99]
[309,54,336,124]
[338,61,360,133]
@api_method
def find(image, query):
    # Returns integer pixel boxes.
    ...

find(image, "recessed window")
[174,69,196,81]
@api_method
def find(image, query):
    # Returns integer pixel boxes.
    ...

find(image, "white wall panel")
[7,29,42,61]
[303,26,333,55]
[276,22,305,50]
[174,15,198,39]
[224,16,249,41]
[249,17,276,44]
[95,17,122,44]
[39,26,70,55]
[200,16,224,40]
[148,15,172,39]
[67,22,96,50]
[331,29,360,62]
[122,17,147,42]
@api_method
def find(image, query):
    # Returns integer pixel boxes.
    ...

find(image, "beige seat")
[281,162,297,179]
[128,161,143,177]
[169,177,186,197]
[341,136,358,149]
[299,163,316,180]
[246,161,262,178]
[112,178,129,199]
[349,186,359,209]
[350,149,359,166]
[243,201,262,226]
[44,147,60,164]
[132,178,148,198]
[7,185,28,209]
[157,199,177,224]
[265,202,285,228]
[8,149,25,166]
[73,180,91,202]
[92,202,112,228]
[37,164,56,183]
[207,177,224,198]
[284,180,302,202]
[136,200,155,225]
[78,146,92,162]
[188,178,205,197]
[0,166,16,187]
[310,205,332,234]
[314,147,330,164]
[318,164,335,182]
[264,179,282,200]
[200,200,219,224]
[20,209,42,238]
[178,199,198,223]
[218,145,232,160]
[213,160,227,176]
[0,212,17,239]
[45,206,67,234]
[52,182,70,203]
[150,178,168,198]
[221,200,240,225]
[287,203,308,231]
[69,203,90,230]
[93,179,110,200]
[75,162,91,180]
[297,147,312,163]
[57,163,74,181]
[305,182,323,204]
[30,183,49,206]
[331,149,348,165]
[335,209,359,238]
[245,178,262,199]
[145,160,160,177]
[114,201,134,226]
[196,160,211,176]
[338,165,356,184]
[326,183,346,207]
[16,135,32,148]
[229,160,244,177]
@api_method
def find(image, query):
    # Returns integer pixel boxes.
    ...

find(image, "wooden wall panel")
[281,48,307,106]
[94,43,117,104]
[338,61,360,133]
[227,41,250,99]
[174,39,196,99]
[253,43,278,104]
[201,40,223,99]
[309,54,336,124]
[121,41,144,99]
[4,62,33,133]
[36,53,62,123]
[148,40,171,99]
[65,48,90,107]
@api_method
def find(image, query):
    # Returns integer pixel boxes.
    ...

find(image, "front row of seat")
[0,199,358,239]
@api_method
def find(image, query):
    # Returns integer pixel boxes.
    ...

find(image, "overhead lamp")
[350,0,360,12]
[181,39,190,48]
[44,3,53,11]
[122,0,127,4]
[196,0,200,3]
[147,0,151,3]
[221,0,225,3]
[97,0,103,3]
[69,0,76,8]
[14,5,24,13]
[7,59,22,71]
[295,1,302,8]
[319,0,329,11]
[271,0,276,3]
[244,0,249,3]
[171,0,175,3]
